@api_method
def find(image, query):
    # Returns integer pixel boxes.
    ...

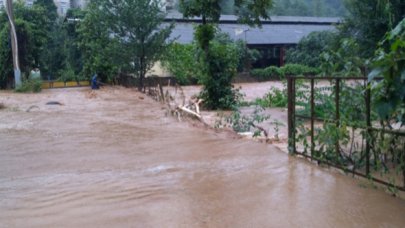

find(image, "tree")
[63,9,86,77]
[273,0,311,16]
[78,1,122,83]
[312,0,324,17]
[219,0,235,15]
[162,43,203,85]
[41,21,66,80]
[32,0,58,76]
[368,19,405,125]
[286,31,336,67]
[97,0,173,90]
[33,0,57,23]
[0,2,51,87]
[179,0,273,109]
[0,21,13,89]
[341,0,404,58]
[270,0,346,17]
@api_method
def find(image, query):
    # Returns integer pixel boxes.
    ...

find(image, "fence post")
[335,78,340,155]
[287,77,296,154]
[311,78,315,159]
[403,146,405,189]
[365,82,371,176]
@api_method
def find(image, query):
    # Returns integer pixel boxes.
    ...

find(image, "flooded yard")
[0,86,404,227]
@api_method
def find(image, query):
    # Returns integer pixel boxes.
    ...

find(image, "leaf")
[368,68,382,81]
[390,19,405,38]
[401,69,405,81]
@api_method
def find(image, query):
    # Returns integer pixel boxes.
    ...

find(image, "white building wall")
[71,0,88,9]
[25,0,34,7]
[0,0,73,14]
[54,0,71,16]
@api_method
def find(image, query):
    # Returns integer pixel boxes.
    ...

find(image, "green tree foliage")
[77,2,121,83]
[30,0,58,76]
[213,32,260,72]
[369,19,405,125]
[33,0,58,23]
[98,0,173,90]
[0,2,53,87]
[320,38,364,76]
[340,0,404,58]
[184,0,347,17]
[163,33,259,85]
[180,0,273,109]
[199,41,240,109]
[271,0,347,17]
[251,64,320,81]
[41,21,66,80]
[64,9,86,78]
[0,22,13,88]
[162,43,203,85]
[286,31,336,67]
[313,0,403,77]
[219,0,235,15]
[271,0,311,16]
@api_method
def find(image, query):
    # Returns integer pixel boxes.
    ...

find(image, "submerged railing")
[287,76,405,191]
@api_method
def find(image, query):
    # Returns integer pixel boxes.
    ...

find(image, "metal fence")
[287,76,405,191]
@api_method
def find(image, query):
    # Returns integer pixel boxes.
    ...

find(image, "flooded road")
[0,87,404,227]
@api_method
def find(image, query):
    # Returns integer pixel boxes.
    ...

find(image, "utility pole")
[5,0,21,87]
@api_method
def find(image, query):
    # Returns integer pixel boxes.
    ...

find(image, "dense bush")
[254,87,288,108]
[162,43,202,85]
[250,66,284,81]
[319,38,364,77]
[286,31,336,67]
[282,64,320,76]
[369,18,405,124]
[251,64,320,81]
[212,32,261,73]
[15,78,42,93]
[56,67,87,82]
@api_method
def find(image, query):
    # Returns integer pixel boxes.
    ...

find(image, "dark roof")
[166,13,339,45]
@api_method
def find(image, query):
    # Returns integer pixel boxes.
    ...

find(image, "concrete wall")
[146,61,171,78]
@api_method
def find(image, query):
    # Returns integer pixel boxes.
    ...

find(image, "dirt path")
[1,87,405,227]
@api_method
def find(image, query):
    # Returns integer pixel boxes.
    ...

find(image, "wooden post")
[335,79,340,155]
[158,83,165,102]
[287,77,296,154]
[279,46,285,67]
[311,78,315,159]
[365,83,371,175]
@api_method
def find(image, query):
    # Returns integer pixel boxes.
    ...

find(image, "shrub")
[57,67,77,82]
[15,78,42,93]
[281,64,320,76]
[369,18,405,124]
[251,64,319,81]
[319,38,364,77]
[254,87,288,108]
[162,43,203,85]
[250,66,284,81]
[215,106,270,137]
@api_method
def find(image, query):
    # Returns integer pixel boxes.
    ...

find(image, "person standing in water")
[91,73,99,90]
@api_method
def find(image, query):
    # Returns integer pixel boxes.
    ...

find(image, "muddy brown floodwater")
[1,87,405,228]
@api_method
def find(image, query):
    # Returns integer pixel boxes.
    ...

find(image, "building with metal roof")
[166,13,340,67]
